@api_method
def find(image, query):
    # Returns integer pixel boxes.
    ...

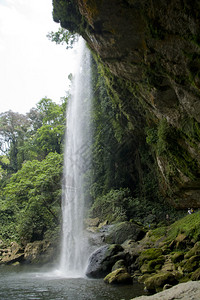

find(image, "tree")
[2,152,63,244]
[0,111,30,172]
[27,97,67,159]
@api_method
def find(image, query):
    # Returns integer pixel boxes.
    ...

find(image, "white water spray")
[59,38,92,277]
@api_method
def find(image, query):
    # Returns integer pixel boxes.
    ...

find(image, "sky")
[0,0,77,114]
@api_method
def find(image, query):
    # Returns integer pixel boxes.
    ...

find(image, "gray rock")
[105,222,145,244]
[86,244,124,278]
[132,281,200,300]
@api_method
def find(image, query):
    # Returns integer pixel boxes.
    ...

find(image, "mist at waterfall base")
[0,38,145,299]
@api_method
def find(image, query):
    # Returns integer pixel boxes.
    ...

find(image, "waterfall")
[59,37,92,277]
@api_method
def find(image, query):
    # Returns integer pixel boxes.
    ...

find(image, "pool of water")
[0,265,145,300]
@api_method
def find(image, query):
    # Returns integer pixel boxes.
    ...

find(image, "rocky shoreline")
[0,240,55,266]
[1,213,200,299]
[133,281,200,300]
[85,213,200,294]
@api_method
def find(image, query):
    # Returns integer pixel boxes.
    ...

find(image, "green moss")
[146,127,158,146]
[191,267,200,280]
[171,251,184,263]
[185,242,200,259]
[139,248,163,265]
[181,117,200,143]
[155,118,199,180]
[148,227,167,242]
[167,211,200,243]
[182,255,200,272]
[141,257,165,274]
[144,272,178,292]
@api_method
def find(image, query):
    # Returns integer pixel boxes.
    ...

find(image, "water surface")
[0,265,145,300]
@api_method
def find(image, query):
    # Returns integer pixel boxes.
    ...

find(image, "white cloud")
[0,0,76,114]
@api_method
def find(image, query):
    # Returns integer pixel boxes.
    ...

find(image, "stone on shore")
[132,281,200,300]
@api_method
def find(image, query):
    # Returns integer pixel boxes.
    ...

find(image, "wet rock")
[85,217,100,227]
[10,242,23,255]
[112,259,126,271]
[24,240,54,264]
[0,242,24,265]
[86,244,124,278]
[104,267,132,284]
[98,220,108,229]
[0,253,24,265]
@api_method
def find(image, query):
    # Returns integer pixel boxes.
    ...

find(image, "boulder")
[0,242,24,265]
[182,255,200,273]
[0,253,24,265]
[24,240,54,264]
[104,267,132,284]
[184,242,200,259]
[132,281,200,300]
[10,242,23,255]
[105,222,145,244]
[85,218,100,227]
[112,259,126,271]
[144,271,178,292]
[139,248,163,265]
[171,251,184,263]
[140,257,165,274]
[86,244,124,278]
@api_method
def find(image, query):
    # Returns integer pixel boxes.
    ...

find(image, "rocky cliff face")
[53,0,200,209]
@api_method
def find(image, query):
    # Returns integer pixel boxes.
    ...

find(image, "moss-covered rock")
[182,255,200,273]
[167,212,200,244]
[139,248,163,265]
[104,267,132,284]
[24,240,54,264]
[171,251,185,263]
[112,259,126,271]
[144,271,178,292]
[141,257,165,274]
[184,242,200,259]
[191,267,200,280]
[105,221,145,244]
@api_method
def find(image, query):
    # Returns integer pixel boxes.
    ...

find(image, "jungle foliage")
[0,97,66,244]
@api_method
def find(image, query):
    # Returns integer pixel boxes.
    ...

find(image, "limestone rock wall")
[53,0,200,208]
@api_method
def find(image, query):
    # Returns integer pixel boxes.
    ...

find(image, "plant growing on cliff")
[47,27,77,49]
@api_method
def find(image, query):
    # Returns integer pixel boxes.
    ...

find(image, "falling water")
[59,37,92,277]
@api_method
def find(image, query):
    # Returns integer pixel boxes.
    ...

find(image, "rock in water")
[104,267,132,284]
[86,244,124,278]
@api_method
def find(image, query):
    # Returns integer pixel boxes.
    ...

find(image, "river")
[0,265,145,300]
